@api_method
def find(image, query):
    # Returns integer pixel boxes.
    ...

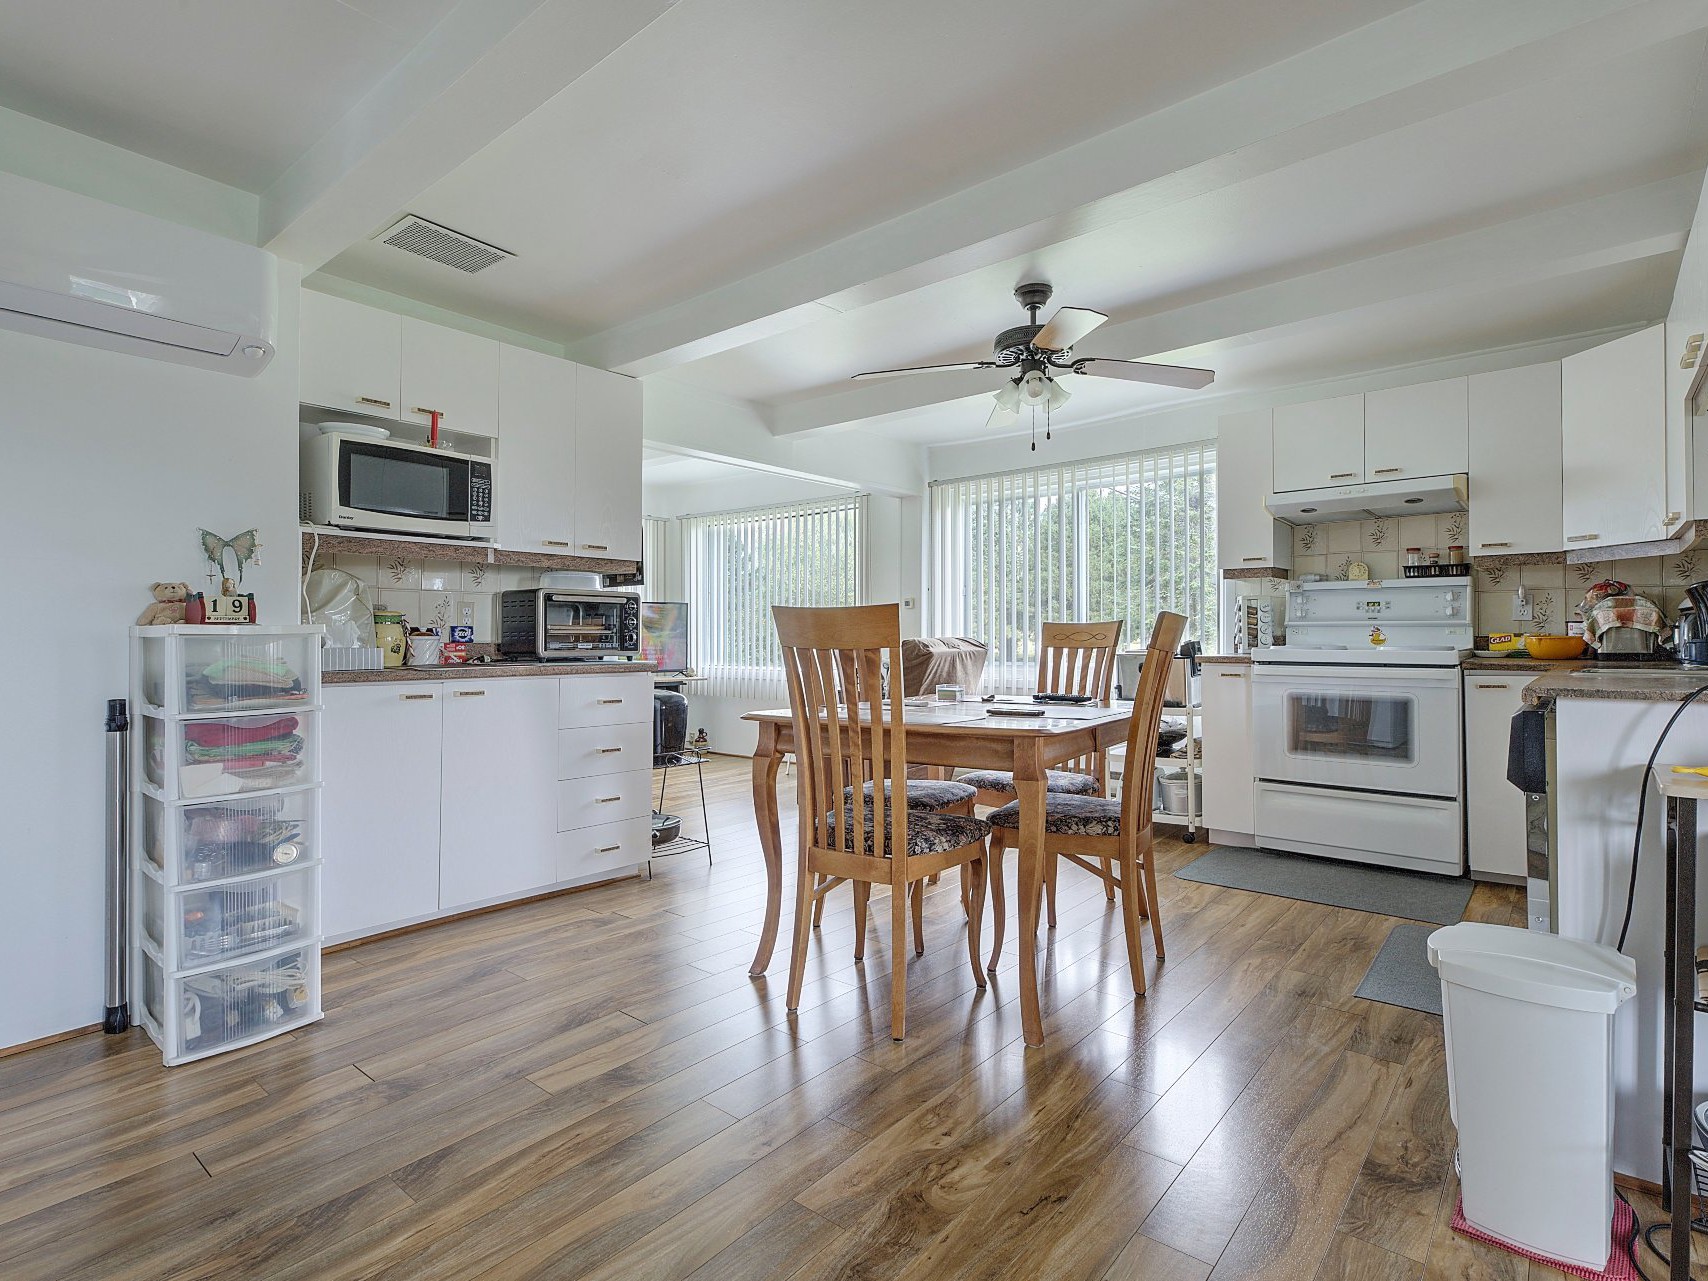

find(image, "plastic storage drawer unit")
[141,785,318,883]
[141,943,320,1065]
[142,709,319,799]
[141,863,320,971]
[138,625,321,716]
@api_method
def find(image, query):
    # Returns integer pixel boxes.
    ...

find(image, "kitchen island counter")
[1521,665,1708,706]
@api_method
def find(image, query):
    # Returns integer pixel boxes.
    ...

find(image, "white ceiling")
[4,0,1707,459]
[0,0,459,191]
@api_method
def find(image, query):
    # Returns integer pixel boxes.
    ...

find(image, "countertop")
[1461,657,1594,673]
[324,660,657,684]
[1199,654,1251,665]
[1519,664,1708,706]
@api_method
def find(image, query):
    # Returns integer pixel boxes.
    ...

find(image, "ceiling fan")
[850,282,1214,446]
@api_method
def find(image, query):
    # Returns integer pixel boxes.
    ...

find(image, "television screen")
[640,601,690,672]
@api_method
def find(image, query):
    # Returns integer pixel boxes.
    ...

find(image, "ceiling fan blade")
[987,402,1021,429]
[850,361,994,381]
[1073,358,1215,390]
[1032,306,1107,352]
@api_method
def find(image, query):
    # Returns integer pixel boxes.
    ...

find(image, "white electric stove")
[1250,579,1472,876]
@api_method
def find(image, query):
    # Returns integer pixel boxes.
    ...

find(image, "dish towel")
[1450,1195,1640,1280]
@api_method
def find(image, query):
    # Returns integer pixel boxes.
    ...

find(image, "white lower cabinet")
[1463,676,1528,880]
[321,684,443,938]
[439,681,561,910]
[1201,665,1254,836]
[323,673,653,941]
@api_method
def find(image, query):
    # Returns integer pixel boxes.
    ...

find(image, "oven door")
[538,593,639,658]
[1251,663,1461,798]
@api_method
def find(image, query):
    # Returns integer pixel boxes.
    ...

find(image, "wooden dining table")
[743,698,1135,1048]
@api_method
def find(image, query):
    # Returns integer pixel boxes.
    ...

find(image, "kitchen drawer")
[142,785,317,884]
[141,863,318,972]
[556,816,649,881]
[140,943,319,1066]
[1255,781,1462,876]
[558,674,651,728]
[557,721,651,779]
[558,768,651,832]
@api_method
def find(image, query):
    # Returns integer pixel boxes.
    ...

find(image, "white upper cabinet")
[1272,394,1365,492]
[1467,362,1562,557]
[1364,377,1467,480]
[299,291,401,418]
[1217,408,1291,572]
[496,347,576,553]
[1561,324,1667,550]
[400,317,500,439]
[572,365,643,561]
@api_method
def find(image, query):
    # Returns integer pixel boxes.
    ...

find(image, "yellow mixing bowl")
[1523,634,1587,660]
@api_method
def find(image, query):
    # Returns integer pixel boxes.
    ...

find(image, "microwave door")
[340,441,468,529]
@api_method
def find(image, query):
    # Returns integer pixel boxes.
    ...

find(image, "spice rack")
[129,625,324,1065]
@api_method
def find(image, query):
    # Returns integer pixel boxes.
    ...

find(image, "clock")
[1347,560,1371,581]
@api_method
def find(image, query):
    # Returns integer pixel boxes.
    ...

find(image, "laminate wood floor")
[1,756,1690,1280]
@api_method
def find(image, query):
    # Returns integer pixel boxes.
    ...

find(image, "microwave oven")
[300,432,494,540]
[497,590,641,661]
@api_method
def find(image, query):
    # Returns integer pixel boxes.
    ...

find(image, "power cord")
[1617,683,1708,952]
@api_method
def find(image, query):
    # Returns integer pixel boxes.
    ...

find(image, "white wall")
[0,245,301,1049]
[1671,166,1708,509]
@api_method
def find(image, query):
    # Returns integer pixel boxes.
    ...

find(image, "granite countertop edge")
[1199,654,1251,665]
[1519,668,1708,706]
[324,661,659,684]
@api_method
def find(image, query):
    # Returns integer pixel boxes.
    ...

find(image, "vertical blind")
[640,516,668,602]
[684,494,865,698]
[929,441,1216,694]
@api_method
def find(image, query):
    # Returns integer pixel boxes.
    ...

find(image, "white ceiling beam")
[570,0,1706,378]
[763,175,1697,435]
[259,0,678,269]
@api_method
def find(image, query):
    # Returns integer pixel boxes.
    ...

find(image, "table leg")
[749,725,784,977]
[1015,741,1047,1049]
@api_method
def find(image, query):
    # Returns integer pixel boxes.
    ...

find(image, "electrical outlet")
[1512,592,1533,623]
[902,597,916,610]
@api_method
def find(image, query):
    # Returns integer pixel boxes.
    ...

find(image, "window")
[929,442,1216,692]
[640,515,668,602]
[684,495,865,697]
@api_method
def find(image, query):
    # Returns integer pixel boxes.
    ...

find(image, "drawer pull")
[596,698,624,705]
[400,693,435,701]
[1478,541,1511,549]
[581,543,608,551]
[1241,556,1265,562]
[1329,472,1358,480]
[356,395,392,408]
[597,845,621,854]
[542,540,570,548]
[1473,683,1510,690]
[453,689,486,697]
[598,746,623,754]
[1567,533,1600,543]
[1372,467,1401,475]
[596,796,621,803]
[1219,672,1246,678]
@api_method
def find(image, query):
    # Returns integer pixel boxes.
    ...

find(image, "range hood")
[1264,473,1467,525]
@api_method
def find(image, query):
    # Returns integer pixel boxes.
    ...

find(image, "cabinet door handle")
[1241,556,1265,562]
[581,543,609,552]
[596,795,621,803]
[1473,683,1510,690]
[598,746,623,754]
[412,406,440,417]
[400,692,435,700]
[356,395,392,408]
[1478,541,1511,549]
[1218,672,1246,678]
[597,844,621,853]
[453,689,486,697]
[542,540,570,548]
[1567,533,1600,543]
[1666,511,1683,525]
[1372,467,1401,475]
[1329,472,1358,480]
[596,698,624,705]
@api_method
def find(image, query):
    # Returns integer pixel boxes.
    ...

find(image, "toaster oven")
[497,590,641,661]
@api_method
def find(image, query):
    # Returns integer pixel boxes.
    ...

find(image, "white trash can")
[1428,922,1637,1271]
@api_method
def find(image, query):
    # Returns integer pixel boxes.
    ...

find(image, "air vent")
[374,215,513,273]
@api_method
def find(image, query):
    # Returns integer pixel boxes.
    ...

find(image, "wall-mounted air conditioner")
[0,172,277,376]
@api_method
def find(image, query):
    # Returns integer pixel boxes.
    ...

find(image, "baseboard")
[323,871,642,954]
[0,1020,103,1059]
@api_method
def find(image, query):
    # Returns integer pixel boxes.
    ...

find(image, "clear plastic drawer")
[142,709,319,799]
[141,787,317,884]
[136,627,320,716]
[141,864,319,971]
[140,944,320,1066]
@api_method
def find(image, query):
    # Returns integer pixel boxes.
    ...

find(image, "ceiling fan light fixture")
[1018,369,1052,406]
[993,379,1021,412]
[1046,377,1071,411]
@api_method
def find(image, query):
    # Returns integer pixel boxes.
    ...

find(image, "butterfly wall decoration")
[199,529,261,584]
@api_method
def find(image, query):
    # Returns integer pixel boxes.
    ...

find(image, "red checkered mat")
[1450,1195,1640,1280]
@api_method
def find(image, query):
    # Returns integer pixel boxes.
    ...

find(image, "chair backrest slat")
[1120,612,1189,833]
[774,604,908,868]
[1036,620,1124,779]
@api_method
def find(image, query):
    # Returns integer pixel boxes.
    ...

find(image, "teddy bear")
[137,582,190,626]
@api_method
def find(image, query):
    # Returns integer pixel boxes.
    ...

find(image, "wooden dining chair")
[774,603,990,1040]
[958,620,1124,909]
[983,611,1188,993]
